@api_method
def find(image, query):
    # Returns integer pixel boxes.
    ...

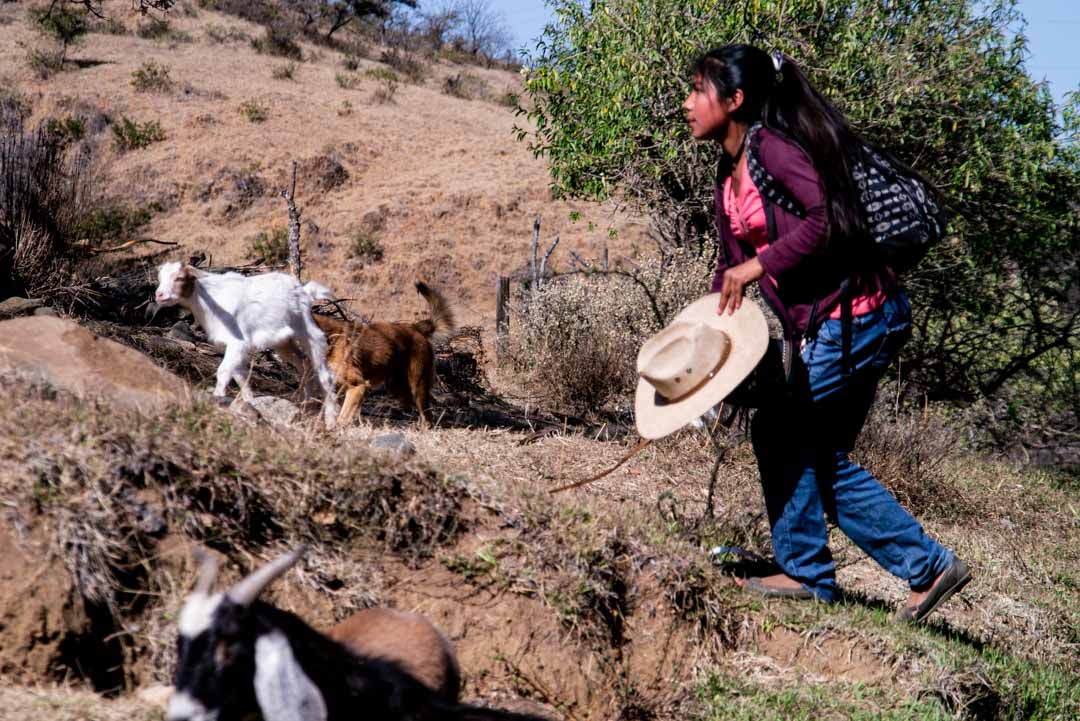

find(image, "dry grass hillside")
[0,0,646,327]
[0,3,1078,721]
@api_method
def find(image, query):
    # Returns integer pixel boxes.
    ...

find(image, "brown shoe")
[896,558,972,623]
[743,576,815,600]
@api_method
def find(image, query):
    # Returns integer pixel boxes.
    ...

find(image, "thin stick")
[77,237,178,254]
[530,214,541,289]
[539,234,559,284]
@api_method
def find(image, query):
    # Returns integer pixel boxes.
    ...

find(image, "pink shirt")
[723,155,885,320]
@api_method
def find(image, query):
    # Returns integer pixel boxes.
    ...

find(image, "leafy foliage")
[130,61,173,92]
[237,99,269,123]
[519,0,1080,461]
[247,226,290,265]
[111,116,166,151]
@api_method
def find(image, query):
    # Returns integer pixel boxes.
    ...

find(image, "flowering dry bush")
[510,249,714,417]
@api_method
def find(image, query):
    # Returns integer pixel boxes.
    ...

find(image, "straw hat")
[634,294,768,439]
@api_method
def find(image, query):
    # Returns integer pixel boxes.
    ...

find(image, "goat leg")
[338,383,368,427]
[215,344,249,398]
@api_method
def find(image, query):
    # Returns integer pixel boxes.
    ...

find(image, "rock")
[32,306,58,317]
[369,432,415,457]
[138,684,174,708]
[247,395,301,426]
[0,297,42,319]
[168,321,199,343]
[0,316,196,412]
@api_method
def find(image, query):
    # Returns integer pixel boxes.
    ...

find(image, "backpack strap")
[748,124,847,369]
[745,123,807,220]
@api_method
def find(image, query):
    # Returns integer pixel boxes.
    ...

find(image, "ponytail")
[764,54,867,243]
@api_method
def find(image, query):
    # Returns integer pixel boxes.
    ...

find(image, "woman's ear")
[728,88,745,114]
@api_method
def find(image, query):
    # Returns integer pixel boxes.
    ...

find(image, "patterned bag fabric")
[852,145,948,272]
[743,123,948,273]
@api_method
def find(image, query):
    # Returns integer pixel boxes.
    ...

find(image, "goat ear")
[254,631,327,721]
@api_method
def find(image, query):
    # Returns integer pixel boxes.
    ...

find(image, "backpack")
[744,122,948,273]
[722,125,947,407]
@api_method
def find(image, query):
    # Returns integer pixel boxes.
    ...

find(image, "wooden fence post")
[282,160,302,281]
[495,275,510,363]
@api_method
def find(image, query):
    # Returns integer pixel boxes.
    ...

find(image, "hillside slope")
[1,4,1078,721]
[0,1,646,327]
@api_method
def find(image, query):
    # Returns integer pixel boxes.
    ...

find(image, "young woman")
[683,44,970,621]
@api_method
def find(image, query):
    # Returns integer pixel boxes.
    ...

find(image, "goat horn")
[193,548,219,594]
[226,546,308,607]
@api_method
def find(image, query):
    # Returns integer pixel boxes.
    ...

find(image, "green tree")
[299,0,418,40]
[29,2,89,65]
[518,0,1080,457]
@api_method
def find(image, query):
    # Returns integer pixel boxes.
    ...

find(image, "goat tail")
[412,280,456,341]
[303,281,335,303]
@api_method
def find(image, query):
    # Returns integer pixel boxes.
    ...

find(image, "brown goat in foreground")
[328,607,460,701]
[313,281,455,428]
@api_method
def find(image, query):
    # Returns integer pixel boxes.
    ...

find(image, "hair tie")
[771,52,784,72]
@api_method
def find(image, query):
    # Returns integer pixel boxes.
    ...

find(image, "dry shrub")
[272,61,298,80]
[246,226,289,264]
[12,219,68,292]
[0,115,93,296]
[335,71,361,89]
[442,72,490,100]
[371,76,398,104]
[111,115,166,151]
[510,249,713,416]
[251,25,303,60]
[204,22,249,44]
[136,18,170,39]
[26,46,65,78]
[89,15,129,35]
[855,392,976,519]
[380,48,427,84]
[130,60,173,92]
[0,86,32,126]
[656,555,742,651]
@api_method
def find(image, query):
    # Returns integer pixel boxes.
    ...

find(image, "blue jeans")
[750,292,953,601]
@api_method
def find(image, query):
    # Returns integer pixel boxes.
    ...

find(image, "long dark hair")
[692,44,867,243]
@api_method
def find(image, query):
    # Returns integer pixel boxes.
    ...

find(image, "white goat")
[154,262,338,427]
[167,548,548,721]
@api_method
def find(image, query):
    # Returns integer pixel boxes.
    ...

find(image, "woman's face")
[683,74,737,140]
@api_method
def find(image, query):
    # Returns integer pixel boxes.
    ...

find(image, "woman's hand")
[717,257,765,315]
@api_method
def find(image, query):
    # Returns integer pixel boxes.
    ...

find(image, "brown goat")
[313,281,455,428]
[328,607,460,701]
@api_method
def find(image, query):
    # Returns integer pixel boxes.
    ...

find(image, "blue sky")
[487,0,1079,106]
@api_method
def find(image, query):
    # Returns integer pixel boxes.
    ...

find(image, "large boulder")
[0,316,196,412]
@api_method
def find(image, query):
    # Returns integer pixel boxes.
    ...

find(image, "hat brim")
[634,294,769,439]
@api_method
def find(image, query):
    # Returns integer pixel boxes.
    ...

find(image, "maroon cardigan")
[709,127,891,340]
